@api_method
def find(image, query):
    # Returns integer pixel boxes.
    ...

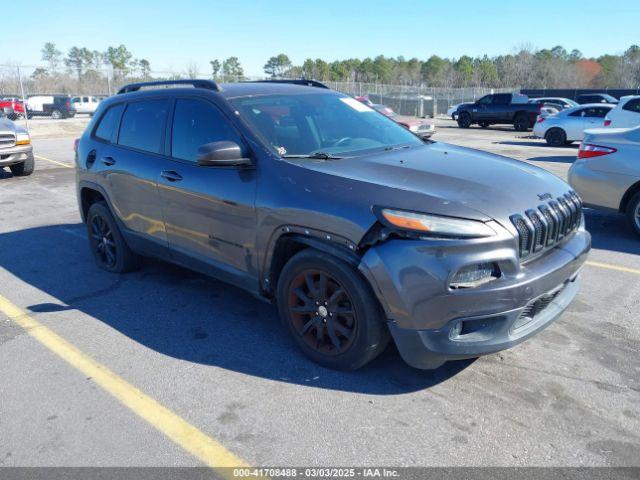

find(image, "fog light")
[450,262,499,289]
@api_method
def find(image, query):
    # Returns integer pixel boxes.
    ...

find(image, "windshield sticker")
[340,97,374,113]
[277,146,287,155]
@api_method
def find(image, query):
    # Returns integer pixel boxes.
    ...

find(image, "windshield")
[230,92,423,157]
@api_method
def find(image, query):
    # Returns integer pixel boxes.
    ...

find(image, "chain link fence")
[1,64,517,133]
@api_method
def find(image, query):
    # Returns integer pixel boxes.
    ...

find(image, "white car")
[568,125,640,236]
[533,103,614,146]
[603,95,640,129]
[70,96,100,115]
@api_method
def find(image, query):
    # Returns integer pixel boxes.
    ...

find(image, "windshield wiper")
[282,152,343,160]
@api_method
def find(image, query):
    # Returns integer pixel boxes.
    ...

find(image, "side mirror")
[196,141,252,167]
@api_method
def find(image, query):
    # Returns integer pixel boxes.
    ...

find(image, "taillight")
[604,119,611,127]
[73,138,79,152]
[578,143,617,159]
[537,116,545,123]
[66,101,71,108]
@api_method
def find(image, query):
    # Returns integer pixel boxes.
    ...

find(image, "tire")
[625,192,640,237]
[545,128,567,146]
[9,153,34,176]
[457,112,472,128]
[276,249,390,370]
[51,109,62,119]
[479,121,490,128]
[86,201,141,273]
[513,113,530,132]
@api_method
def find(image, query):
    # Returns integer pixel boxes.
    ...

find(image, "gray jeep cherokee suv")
[75,79,591,370]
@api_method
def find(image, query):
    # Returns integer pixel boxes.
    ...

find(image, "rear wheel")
[457,112,472,128]
[9,154,34,176]
[86,202,141,273]
[545,128,567,146]
[277,249,389,370]
[514,114,530,132]
[626,192,640,237]
[51,109,62,119]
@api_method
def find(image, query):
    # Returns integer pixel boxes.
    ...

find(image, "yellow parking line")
[35,154,73,168]
[0,293,249,475]
[586,261,640,276]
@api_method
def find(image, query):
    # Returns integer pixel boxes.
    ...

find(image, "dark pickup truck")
[457,93,542,131]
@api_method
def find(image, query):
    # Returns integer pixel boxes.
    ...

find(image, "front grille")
[510,191,582,259]
[0,133,15,148]
[514,283,567,329]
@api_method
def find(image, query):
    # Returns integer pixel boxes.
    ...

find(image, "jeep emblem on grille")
[538,192,553,200]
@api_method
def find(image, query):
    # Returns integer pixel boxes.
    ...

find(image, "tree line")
[262,45,640,88]
[21,42,640,90]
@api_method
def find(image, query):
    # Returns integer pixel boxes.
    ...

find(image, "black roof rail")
[248,79,330,89]
[117,79,220,95]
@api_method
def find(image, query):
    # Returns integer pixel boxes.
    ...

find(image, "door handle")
[161,170,183,182]
[101,156,116,166]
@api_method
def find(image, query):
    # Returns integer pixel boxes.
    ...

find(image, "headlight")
[408,124,419,132]
[379,208,496,238]
[16,132,30,145]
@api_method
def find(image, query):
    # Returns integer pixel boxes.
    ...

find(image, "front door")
[157,97,258,290]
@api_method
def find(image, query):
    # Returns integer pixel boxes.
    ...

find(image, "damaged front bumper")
[358,224,591,369]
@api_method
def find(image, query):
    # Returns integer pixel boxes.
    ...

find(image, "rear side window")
[492,94,510,105]
[583,107,609,118]
[118,99,169,154]
[623,99,640,113]
[94,104,124,142]
[171,99,243,162]
[569,109,585,117]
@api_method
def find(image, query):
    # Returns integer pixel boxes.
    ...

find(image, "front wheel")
[545,128,567,146]
[277,249,389,370]
[86,202,141,273]
[626,192,640,237]
[457,112,472,128]
[9,154,34,176]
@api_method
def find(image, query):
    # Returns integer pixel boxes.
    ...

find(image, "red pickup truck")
[0,97,27,120]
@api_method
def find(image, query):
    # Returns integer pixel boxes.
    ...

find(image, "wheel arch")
[619,180,640,213]
[78,181,113,222]
[263,228,361,297]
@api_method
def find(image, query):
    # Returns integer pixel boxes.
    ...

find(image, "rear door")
[101,98,170,252]
[157,97,258,290]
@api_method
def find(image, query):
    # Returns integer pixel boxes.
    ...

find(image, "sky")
[1,0,638,76]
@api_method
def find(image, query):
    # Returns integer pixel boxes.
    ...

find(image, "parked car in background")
[354,95,374,107]
[0,111,34,176]
[0,97,27,120]
[76,79,589,370]
[456,93,541,131]
[528,97,579,110]
[576,93,618,105]
[603,95,640,129]
[26,95,76,119]
[371,103,435,138]
[533,104,614,146]
[569,125,640,236]
[71,96,101,115]
[446,103,469,120]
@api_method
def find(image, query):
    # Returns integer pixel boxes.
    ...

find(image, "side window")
[82,97,89,102]
[491,94,509,105]
[71,97,80,103]
[94,104,124,142]
[569,109,585,117]
[623,99,640,113]
[477,95,493,105]
[118,99,169,153]
[171,99,243,162]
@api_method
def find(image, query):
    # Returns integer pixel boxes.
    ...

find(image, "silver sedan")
[533,104,614,146]
[568,125,640,236]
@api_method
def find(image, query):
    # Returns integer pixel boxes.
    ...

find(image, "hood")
[0,116,17,133]
[293,142,573,228]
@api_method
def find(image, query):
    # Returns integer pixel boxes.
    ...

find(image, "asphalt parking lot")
[1,117,639,469]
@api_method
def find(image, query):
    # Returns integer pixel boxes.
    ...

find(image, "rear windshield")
[229,92,422,157]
